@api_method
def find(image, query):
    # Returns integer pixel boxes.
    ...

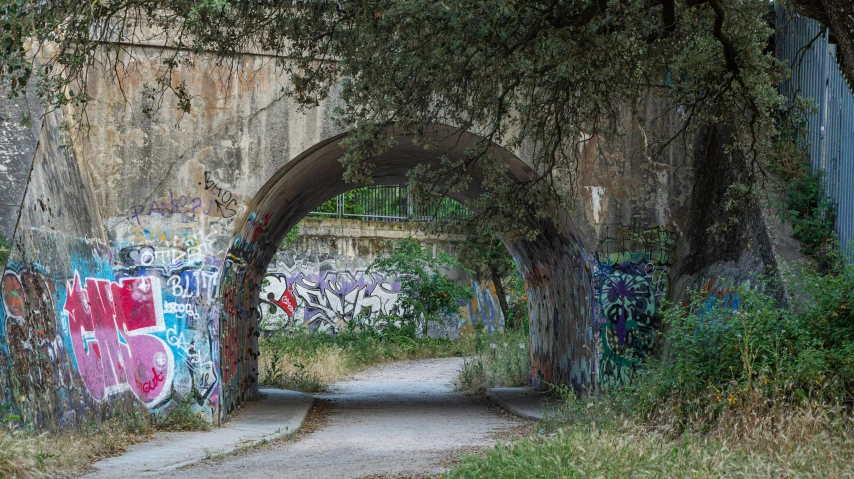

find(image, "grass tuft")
[0,411,152,478]
[456,329,530,394]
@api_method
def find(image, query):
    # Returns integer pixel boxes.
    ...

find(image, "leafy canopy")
[0,0,786,236]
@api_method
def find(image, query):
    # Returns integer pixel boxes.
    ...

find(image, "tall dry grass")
[0,414,151,478]
[448,399,854,478]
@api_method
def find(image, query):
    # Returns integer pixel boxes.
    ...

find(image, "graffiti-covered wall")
[259,218,506,337]
[1,103,228,428]
[0,107,149,429]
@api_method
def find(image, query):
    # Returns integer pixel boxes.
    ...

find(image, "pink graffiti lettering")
[64,273,173,407]
[137,367,166,394]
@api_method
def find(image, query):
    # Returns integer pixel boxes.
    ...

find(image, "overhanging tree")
[1,0,794,237]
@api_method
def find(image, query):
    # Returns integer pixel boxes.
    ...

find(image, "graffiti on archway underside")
[593,221,676,385]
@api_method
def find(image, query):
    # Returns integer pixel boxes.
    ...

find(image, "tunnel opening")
[257,185,490,338]
[215,125,596,419]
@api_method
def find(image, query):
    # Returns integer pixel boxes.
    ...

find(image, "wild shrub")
[370,238,473,336]
[623,262,854,432]
[155,397,211,432]
[778,170,836,258]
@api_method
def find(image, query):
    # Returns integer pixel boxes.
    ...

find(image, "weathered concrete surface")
[0,86,44,240]
[486,387,561,421]
[176,358,526,479]
[85,388,313,478]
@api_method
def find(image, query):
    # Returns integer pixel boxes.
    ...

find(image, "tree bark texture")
[793,0,854,84]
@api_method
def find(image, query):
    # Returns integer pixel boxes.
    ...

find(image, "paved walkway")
[486,387,561,420]
[176,357,527,479]
[83,389,313,478]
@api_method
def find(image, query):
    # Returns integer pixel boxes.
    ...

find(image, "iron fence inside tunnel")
[308,184,471,223]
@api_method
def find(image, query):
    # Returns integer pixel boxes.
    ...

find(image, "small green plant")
[155,397,211,432]
[0,232,11,268]
[778,170,836,257]
[263,360,328,393]
[280,222,301,249]
[370,238,473,336]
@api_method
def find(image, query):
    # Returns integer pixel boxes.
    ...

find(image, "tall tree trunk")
[792,0,854,84]
[490,267,512,331]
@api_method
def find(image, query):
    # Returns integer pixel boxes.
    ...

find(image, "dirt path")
[178,357,528,479]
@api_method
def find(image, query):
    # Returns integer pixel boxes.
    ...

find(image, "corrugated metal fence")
[777,8,854,256]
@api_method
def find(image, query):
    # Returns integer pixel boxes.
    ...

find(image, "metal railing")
[309,184,471,222]
[777,8,854,257]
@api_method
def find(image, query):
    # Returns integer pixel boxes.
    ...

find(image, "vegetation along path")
[178,357,527,479]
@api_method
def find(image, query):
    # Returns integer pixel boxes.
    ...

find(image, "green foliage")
[620,264,854,429]
[370,238,472,336]
[314,190,366,216]
[312,185,469,221]
[506,272,529,333]
[0,232,11,268]
[262,347,328,394]
[280,222,301,249]
[457,329,531,394]
[457,226,519,329]
[779,170,837,256]
[155,397,210,432]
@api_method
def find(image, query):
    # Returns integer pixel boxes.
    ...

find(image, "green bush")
[779,170,836,257]
[155,397,210,432]
[370,238,473,336]
[623,263,854,428]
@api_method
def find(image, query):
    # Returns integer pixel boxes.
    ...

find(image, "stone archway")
[215,125,597,418]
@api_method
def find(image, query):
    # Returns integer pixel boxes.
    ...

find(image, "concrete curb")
[84,388,314,477]
[486,387,560,421]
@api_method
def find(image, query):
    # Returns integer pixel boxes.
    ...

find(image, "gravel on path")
[177,357,529,479]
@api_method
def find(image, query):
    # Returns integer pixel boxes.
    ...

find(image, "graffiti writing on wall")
[457,281,503,335]
[593,221,676,385]
[260,270,402,333]
[125,171,240,225]
[64,274,175,407]
[126,192,222,225]
[698,278,742,316]
[109,223,225,417]
[260,254,506,336]
[1,265,87,427]
[202,171,238,218]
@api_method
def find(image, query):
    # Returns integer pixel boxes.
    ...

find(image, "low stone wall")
[259,218,506,338]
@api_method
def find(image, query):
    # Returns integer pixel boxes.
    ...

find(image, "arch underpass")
[215,125,596,417]
[1,43,734,431]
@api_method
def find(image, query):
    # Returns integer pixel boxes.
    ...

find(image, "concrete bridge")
[0,39,789,428]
